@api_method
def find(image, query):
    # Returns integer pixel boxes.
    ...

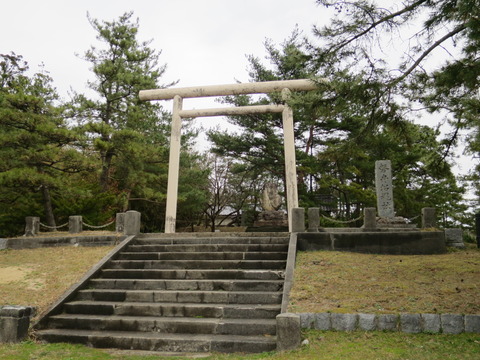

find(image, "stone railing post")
[124,210,141,236]
[116,213,125,233]
[363,207,377,230]
[421,208,436,228]
[291,208,305,233]
[0,306,35,343]
[445,228,465,248]
[307,208,320,232]
[276,313,301,351]
[69,216,83,234]
[24,217,40,237]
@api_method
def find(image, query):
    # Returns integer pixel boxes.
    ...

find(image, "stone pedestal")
[377,216,416,229]
[0,306,35,343]
[24,217,40,237]
[253,210,288,228]
[68,216,82,234]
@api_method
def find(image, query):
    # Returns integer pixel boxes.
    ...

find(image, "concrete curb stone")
[377,314,399,331]
[314,312,331,330]
[421,313,441,333]
[465,315,480,333]
[358,314,376,331]
[400,313,422,333]
[441,314,464,334]
[300,313,315,329]
[331,313,357,331]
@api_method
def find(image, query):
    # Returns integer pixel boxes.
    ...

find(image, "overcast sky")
[0,0,332,145]
[1,0,327,101]
[1,0,474,177]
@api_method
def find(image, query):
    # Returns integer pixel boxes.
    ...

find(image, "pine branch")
[391,24,467,84]
[328,0,429,54]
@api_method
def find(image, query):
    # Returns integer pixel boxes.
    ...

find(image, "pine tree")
[314,0,480,207]
[71,12,175,195]
[0,53,86,236]
[69,12,208,231]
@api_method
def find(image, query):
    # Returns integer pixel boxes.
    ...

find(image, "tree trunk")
[210,212,216,232]
[100,150,114,191]
[41,185,56,231]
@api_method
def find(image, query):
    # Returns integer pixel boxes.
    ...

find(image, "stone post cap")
[0,306,36,318]
[276,312,300,319]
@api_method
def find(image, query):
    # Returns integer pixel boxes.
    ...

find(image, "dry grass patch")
[0,246,114,320]
[289,247,480,314]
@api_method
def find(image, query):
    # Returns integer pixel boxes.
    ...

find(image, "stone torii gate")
[139,79,318,233]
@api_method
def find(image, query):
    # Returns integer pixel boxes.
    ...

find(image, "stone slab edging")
[281,233,298,313]
[298,312,480,334]
[34,235,136,330]
[0,235,126,250]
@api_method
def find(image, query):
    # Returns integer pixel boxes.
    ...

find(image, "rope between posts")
[407,215,420,222]
[82,219,115,229]
[39,222,68,230]
[320,214,363,224]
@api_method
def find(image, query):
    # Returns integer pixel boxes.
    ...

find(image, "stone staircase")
[35,233,289,353]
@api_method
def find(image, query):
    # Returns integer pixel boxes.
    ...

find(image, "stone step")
[116,251,288,261]
[64,301,281,319]
[107,260,286,270]
[47,314,277,336]
[89,278,284,292]
[125,244,288,253]
[36,233,291,353]
[137,232,288,239]
[36,329,276,353]
[132,237,289,245]
[100,269,285,281]
[77,289,282,304]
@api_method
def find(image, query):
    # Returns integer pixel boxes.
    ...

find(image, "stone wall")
[297,231,446,255]
[0,235,125,250]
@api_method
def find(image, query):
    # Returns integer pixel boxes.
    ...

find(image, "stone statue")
[254,182,288,228]
[261,182,283,211]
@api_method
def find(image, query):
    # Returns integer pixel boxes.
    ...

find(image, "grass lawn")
[0,242,479,359]
[0,332,479,359]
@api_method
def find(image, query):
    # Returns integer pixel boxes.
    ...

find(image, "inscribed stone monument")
[375,160,395,218]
